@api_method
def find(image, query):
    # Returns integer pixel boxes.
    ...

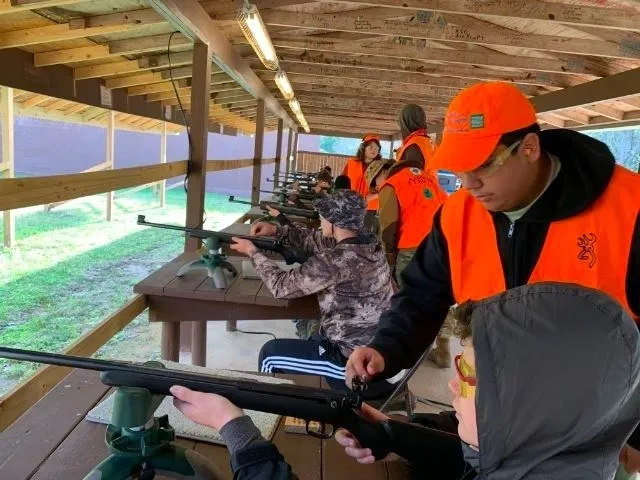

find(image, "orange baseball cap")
[430,82,537,173]
[362,133,380,143]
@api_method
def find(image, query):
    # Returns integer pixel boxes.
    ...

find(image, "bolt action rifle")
[228,196,319,219]
[259,189,318,202]
[0,346,463,467]
[137,215,308,288]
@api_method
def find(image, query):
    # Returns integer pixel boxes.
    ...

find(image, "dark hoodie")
[209,283,640,479]
[468,282,640,479]
[370,130,640,446]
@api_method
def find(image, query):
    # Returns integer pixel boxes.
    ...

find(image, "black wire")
[235,328,277,341]
[167,32,207,227]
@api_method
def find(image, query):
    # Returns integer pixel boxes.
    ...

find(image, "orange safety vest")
[342,158,369,197]
[440,165,640,319]
[395,134,436,168]
[367,194,379,211]
[382,167,448,249]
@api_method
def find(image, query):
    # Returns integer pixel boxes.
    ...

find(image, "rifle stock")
[137,215,309,265]
[0,347,462,463]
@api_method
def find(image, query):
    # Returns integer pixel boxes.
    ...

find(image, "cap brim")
[429,133,501,173]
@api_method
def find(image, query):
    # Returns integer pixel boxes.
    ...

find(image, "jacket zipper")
[506,220,516,288]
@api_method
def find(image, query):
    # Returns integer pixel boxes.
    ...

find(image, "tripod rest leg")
[177,260,207,277]
[148,444,226,479]
[84,454,143,480]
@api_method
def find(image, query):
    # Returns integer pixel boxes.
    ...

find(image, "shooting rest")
[85,361,222,480]
[176,236,237,289]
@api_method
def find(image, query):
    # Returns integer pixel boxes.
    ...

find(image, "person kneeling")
[230,190,396,398]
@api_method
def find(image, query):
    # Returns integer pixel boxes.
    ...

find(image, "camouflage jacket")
[251,225,394,357]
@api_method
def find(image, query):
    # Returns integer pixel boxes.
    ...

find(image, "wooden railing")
[0,158,276,211]
[0,156,277,429]
[296,151,352,175]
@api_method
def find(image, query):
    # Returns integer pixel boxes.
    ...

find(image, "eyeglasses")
[454,354,477,399]
[464,140,521,180]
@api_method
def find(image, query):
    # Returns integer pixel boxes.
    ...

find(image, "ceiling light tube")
[289,98,302,116]
[237,3,279,71]
[274,70,295,100]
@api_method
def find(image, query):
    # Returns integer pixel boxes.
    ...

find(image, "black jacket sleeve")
[369,208,455,377]
[625,213,640,450]
[230,443,298,480]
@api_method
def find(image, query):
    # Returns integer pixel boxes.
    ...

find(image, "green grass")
[0,187,249,387]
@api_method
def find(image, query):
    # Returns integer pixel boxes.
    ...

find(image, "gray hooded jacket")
[469,283,640,479]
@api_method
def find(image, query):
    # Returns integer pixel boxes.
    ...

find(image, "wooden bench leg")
[191,321,207,367]
[161,322,180,362]
[226,320,237,332]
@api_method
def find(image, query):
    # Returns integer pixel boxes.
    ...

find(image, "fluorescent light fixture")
[295,111,310,133]
[274,70,295,100]
[237,3,279,71]
[289,98,301,116]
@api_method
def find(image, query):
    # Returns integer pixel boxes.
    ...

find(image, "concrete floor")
[177,320,462,415]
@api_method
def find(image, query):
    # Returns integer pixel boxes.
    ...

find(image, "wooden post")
[1,86,15,248]
[159,121,167,208]
[182,42,212,367]
[273,119,284,190]
[250,99,265,205]
[105,110,115,221]
[285,128,293,176]
[291,131,299,172]
[389,139,395,161]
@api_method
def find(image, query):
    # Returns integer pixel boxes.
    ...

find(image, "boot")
[427,337,451,369]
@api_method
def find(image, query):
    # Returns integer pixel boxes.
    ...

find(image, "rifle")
[259,189,318,201]
[228,196,319,219]
[137,215,309,266]
[0,346,462,463]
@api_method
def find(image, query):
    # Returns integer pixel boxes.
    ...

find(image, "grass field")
[0,187,249,393]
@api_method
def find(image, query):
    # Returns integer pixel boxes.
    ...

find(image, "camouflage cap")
[313,189,366,232]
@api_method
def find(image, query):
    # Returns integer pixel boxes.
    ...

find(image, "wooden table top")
[0,369,411,480]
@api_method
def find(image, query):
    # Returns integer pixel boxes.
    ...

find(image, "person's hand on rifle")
[266,205,281,217]
[230,237,258,256]
[335,403,400,464]
[250,221,277,237]
[345,347,386,389]
[170,385,243,431]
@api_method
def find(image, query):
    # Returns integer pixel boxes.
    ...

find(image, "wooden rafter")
[268,35,604,76]
[0,9,166,49]
[302,0,640,33]
[245,10,640,60]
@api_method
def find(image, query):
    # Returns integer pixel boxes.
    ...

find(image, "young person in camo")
[229,189,399,399]
[170,282,640,479]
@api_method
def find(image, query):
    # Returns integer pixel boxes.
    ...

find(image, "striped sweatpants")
[258,334,396,398]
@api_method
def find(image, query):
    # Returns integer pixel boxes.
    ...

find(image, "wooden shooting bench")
[0,369,411,480]
[134,222,320,366]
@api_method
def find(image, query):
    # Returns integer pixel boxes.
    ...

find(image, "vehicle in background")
[437,171,461,194]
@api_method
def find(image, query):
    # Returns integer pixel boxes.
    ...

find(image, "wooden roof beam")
[532,67,640,113]
[150,0,296,130]
[0,9,166,49]
[269,35,604,76]
[34,32,191,67]
[269,61,542,95]
[306,0,640,33]
[252,10,640,60]
[272,50,581,88]
[267,72,462,98]
[0,0,86,15]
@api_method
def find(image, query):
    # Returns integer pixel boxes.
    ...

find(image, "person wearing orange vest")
[362,158,393,235]
[346,81,640,473]
[342,134,382,196]
[378,104,450,366]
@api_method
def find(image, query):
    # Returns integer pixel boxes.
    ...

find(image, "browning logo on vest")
[577,233,597,268]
